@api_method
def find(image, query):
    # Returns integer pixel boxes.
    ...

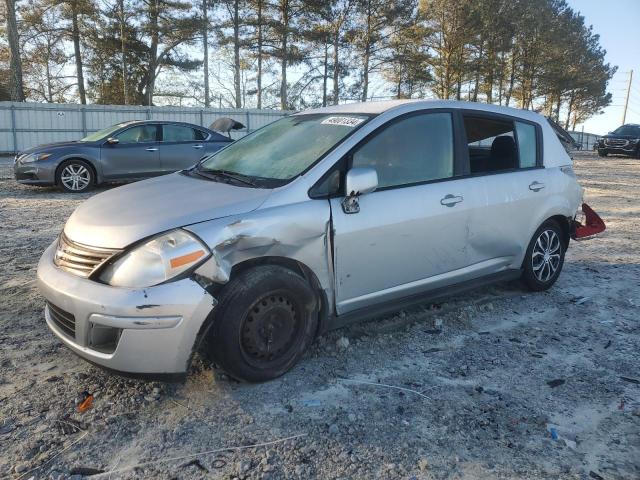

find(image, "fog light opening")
[88,323,122,354]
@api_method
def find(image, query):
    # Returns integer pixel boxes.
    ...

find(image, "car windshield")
[612,125,640,136]
[79,123,133,142]
[198,113,370,181]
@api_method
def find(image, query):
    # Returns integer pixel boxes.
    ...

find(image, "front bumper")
[37,241,216,374]
[14,157,57,185]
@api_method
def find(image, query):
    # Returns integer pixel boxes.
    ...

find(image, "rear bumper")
[37,241,217,374]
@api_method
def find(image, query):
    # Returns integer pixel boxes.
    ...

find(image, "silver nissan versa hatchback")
[37,100,605,382]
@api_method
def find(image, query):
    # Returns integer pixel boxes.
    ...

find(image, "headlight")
[21,152,52,163]
[99,229,210,287]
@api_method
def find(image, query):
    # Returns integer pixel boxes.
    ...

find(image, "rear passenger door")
[461,113,547,271]
[160,124,210,172]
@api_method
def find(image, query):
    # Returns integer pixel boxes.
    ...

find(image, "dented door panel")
[187,199,335,312]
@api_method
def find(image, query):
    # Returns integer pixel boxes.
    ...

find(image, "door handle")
[192,144,204,149]
[529,181,545,192]
[440,194,463,207]
[145,147,158,152]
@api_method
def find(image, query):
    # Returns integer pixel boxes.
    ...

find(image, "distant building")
[569,130,601,150]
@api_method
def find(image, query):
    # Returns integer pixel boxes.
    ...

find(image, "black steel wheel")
[204,265,318,382]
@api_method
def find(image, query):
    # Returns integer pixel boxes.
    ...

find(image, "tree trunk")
[279,1,289,110]
[147,0,159,105]
[322,38,328,107]
[119,0,128,104]
[71,1,86,104]
[332,29,339,105]
[360,1,371,102]
[505,49,516,107]
[202,0,210,107]
[233,0,242,108]
[256,0,263,109]
[5,0,25,101]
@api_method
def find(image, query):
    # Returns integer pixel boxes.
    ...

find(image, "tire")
[56,159,94,193]
[597,150,607,157]
[522,220,566,291]
[204,265,318,382]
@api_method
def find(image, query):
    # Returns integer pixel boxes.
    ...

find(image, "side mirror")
[106,137,119,145]
[342,167,378,214]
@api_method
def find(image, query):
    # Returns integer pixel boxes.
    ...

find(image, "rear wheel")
[204,265,318,382]
[57,160,94,193]
[522,221,566,291]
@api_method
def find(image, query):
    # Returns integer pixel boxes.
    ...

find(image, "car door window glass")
[352,112,454,189]
[116,125,157,144]
[163,125,200,142]
[464,116,517,173]
[515,121,537,168]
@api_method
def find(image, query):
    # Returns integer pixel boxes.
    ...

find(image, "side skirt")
[324,269,522,331]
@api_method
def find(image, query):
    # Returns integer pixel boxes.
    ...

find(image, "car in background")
[597,124,640,158]
[14,120,233,192]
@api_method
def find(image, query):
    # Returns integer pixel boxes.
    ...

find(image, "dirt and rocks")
[0,152,639,479]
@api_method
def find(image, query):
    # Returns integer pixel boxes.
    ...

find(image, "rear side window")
[464,116,517,173]
[163,125,202,142]
[515,121,537,168]
[352,112,454,189]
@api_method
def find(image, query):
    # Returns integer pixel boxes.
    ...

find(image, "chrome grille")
[54,233,121,278]
[47,302,76,338]
[604,138,629,147]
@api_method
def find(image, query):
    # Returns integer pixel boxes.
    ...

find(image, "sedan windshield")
[79,122,134,142]
[198,114,370,181]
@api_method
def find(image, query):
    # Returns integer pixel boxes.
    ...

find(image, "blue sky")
[567,0,640,134]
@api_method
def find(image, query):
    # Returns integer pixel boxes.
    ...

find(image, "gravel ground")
[1,152,639,480]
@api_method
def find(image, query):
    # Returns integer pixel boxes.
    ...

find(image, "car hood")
[603,134,638,140]
[19,141,89,155]
[64,172,272,248]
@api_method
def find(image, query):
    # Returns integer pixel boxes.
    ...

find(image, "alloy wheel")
[60,164,91,191]
[531,229,561,282]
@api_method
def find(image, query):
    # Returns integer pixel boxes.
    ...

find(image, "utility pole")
[622,69,633,125]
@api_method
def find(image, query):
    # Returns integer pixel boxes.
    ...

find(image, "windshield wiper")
[195,167,257,187]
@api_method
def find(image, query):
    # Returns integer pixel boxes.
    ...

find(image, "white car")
[37,100,605,381]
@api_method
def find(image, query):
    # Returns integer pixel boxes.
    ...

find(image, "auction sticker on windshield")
[321,116,365,127]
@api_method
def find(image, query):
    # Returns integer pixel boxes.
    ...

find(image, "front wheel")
[522,221,566,291]
[597,149,607,157]
[57,160,94,193]
[204,265,318,382]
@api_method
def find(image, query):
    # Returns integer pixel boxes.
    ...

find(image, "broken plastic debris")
[77,391,94,413]
[547,425,559,440]
[302,399,321,407]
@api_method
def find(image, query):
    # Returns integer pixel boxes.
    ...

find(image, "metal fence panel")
[0,102,291,153]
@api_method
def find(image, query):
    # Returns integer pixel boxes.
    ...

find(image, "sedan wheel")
[522,220,566,291]
[57,161,94,193]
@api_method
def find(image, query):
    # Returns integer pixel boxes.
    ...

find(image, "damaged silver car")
[37,100,605,381]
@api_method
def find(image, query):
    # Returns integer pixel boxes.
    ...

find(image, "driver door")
[329,111,480,315]
[101,124,161,179]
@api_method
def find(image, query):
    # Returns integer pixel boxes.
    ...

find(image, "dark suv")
[597,124,640,158]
